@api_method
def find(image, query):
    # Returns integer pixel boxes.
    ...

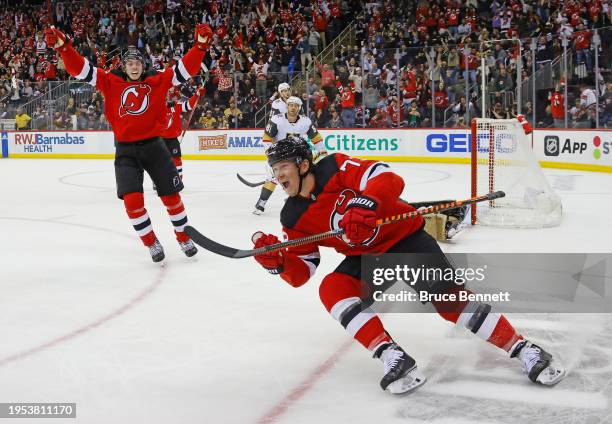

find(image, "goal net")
[470,118,562,228]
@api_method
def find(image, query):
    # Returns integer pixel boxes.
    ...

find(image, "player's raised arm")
[44,27,100,88]
[169,24,214,86]
[252,230,320,288]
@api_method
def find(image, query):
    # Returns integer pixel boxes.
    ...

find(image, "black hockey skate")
[179,239,198,257]
[510,340,566,386]
[149,239,165,263]
[373,342,427,394]
[253,200,266,215]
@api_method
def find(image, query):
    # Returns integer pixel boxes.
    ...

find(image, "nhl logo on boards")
[118,84,151,117]
[544,135,559,156]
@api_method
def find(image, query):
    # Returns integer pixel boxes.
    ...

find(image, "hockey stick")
[185,191,505,259]
[178,64,209,144]
[236,173,266,187]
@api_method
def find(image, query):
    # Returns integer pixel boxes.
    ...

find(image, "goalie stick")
[185,191,505,259]
[236,173,266,187]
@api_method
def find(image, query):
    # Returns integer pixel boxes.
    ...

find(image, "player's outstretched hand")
[252,231,284,273]
[44,27,69,50]
[195,24,213,50]
[339,196,379,245]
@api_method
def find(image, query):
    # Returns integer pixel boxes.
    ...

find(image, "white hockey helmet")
[286,96,303,106]
[278,82,291,93]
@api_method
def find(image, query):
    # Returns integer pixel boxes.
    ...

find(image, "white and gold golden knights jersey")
[263,113,325,152]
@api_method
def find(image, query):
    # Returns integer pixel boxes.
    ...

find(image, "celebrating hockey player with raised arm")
[44,24,214,262]
[162,86,206,182]
[253,96,327,215]
[250,137,565,394]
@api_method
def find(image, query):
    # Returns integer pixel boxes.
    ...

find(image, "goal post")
[470,118,562,228]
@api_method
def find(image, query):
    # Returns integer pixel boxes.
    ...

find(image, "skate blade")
[252,209,263,215]
[387,368,427,395]
[536,364,566,386]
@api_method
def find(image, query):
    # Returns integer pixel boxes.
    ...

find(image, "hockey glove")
[313,149,328,163]
[252,231,284,274]
[195,24,214,51]
[338,196,379,245]
[44,27,69,51]
[196,87,206,97]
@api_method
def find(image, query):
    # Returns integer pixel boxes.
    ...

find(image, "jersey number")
[339,159,360,171]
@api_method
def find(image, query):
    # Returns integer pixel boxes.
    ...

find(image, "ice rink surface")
[1,158,611,424]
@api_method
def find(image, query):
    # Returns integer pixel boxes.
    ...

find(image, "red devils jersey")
[280,154,423,270]
[549,92,565,119]
[57,43,205,142]
[162,92,200,139]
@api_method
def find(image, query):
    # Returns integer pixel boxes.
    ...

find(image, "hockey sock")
[320,272,392,351]
[433,287,522,352]
[160,193,190,242]
[172,156,183,179]
[256,181,277,208]
[124,192,156,246]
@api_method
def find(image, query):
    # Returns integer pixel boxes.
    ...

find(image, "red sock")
[124,192,156,246]
[160,193,189,242]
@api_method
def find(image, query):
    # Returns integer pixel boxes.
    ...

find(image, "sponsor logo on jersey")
[199,134,228,150]
[329,189,379,246]
[119,84,151,117]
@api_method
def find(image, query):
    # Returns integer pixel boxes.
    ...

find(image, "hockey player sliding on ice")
[161,86,206,182]
[253,96,327,215]
[44,24,214,262]
[252,137,565,394]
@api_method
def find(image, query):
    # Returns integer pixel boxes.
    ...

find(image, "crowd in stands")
[0,0,610,131]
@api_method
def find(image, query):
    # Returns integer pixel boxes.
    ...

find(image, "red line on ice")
[256,339,353,424]
[0,266,167,367]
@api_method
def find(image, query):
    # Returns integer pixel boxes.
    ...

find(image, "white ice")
[0,159,611,424]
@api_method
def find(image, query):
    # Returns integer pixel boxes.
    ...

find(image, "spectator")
[339,85,356,127]
[549,84,566,127]
[326,108,342,128]
[224,99,243,128]
[14,107,31,130]
[200,110,218,129]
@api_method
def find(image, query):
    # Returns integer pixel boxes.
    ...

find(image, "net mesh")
[471,118,562,228]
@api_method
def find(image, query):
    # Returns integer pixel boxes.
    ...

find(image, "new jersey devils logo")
[329,189,379,246]
[119,84,151,117]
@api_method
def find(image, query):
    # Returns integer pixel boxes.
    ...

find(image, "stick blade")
[236,173,265,188]
[185,226,253,259]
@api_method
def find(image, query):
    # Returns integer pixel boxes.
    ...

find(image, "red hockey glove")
[197,87,206,97]
[338,196,379,245]
[44,27,69,50]
[517,114,533,135]
[195,24,213,51]
[252,231,284,274]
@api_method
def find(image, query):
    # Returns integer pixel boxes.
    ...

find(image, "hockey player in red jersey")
[162,86,205,181]
[44,24,214,262]
[252,137,566,394]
